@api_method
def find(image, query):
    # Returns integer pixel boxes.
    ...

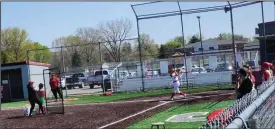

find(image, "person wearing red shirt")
[262,62,272,81]
[49,73,63,101]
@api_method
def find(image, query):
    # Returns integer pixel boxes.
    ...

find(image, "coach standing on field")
[49,73,63,101]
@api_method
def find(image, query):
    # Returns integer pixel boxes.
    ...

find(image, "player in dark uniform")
[27,81,45,116]
[237,68,253,99]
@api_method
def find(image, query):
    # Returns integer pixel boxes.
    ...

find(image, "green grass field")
[127,100,235,129]
[1,85,233,109]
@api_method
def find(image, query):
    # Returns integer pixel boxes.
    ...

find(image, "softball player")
[170,69,185,100]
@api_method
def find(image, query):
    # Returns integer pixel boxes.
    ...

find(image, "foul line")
[98,101,170,129]
[98,92,234,129]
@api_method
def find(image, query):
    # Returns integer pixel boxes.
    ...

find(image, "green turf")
[1,101,28,109]
[127,100,235,129]
[1,85,233,108]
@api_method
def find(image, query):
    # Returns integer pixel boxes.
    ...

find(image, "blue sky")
[2,2,274,47]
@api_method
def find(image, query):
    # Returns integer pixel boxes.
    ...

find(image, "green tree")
[216,33,249,42]
[188,35,201,44]
[71,50,82,68]
[158,44,166,59]
[163,41,183,57]
[250,38,259,43]
[1,27,51,64]
[1,27,30,63]
[121,42,133,61]
[135,33,159,60]
[173,36,186,44]
[52,35,83,68]
[27,42,51,63]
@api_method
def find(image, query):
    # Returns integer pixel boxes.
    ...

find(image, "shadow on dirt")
[7,116,27,119]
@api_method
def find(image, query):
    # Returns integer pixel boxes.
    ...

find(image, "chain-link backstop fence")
[25,1,268,99]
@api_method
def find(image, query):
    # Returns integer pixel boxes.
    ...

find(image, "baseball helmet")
[262,62,270,69]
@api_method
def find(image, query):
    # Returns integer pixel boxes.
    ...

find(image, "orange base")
[104,92,112,96]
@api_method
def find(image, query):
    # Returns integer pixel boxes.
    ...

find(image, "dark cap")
[239,68,248,76]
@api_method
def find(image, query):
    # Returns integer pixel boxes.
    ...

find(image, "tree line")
[1,27,51,64]
[1,18,259,70]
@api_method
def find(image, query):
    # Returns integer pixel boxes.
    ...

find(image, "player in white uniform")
[170,69,186,100]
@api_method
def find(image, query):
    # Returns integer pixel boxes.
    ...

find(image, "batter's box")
[165,112,209,122]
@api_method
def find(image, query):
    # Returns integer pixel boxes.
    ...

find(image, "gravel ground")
[0,90,235,129]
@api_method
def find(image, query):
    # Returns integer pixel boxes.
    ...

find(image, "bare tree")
[52,35,82,68]
[134,33,159,60]
[76,28,101,65]
[98,18,132,62]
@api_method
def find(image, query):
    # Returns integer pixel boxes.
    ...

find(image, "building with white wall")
[174,39,257,69]
[1,61,50,102]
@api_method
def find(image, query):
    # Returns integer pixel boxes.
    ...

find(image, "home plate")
[165,112,209,122]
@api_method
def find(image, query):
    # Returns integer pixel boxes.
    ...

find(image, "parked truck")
[65,72,88,89]
[87,69,111,91]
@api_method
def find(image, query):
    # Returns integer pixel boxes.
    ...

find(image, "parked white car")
[191,67,207,74]
[119,71,130,79]
[60,76,70,89]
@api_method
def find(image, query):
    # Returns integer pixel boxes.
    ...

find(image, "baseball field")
[0,85,235,129]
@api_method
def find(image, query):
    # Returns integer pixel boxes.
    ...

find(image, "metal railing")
[200,78,275,129]
[251,91,275,128]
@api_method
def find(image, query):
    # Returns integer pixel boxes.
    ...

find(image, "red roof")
[258,21,275,25]
[1,61,51,67]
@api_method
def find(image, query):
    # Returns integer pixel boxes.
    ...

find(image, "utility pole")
[197,16,204,73]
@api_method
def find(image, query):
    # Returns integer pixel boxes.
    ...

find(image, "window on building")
[209,47,214,50]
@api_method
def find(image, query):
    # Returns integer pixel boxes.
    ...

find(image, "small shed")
[1,61,50,102]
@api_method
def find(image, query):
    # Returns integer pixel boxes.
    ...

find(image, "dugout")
[256,21,275,63]
[1,61,50,102]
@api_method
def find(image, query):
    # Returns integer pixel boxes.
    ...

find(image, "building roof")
[1,61,51,67]
[258,21,275,25]
[255,34,275,40]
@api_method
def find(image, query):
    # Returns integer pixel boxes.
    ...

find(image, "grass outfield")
[1,85,233,108]
[127,100,235,129]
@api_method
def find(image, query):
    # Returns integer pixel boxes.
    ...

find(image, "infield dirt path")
[0,90,235,129]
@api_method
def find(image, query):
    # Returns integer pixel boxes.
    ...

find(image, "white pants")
[173,81,180,93]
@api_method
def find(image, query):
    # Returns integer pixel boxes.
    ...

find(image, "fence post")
[177,1,189,88]
[99,42,105,93]
[60,46,68,98]
[131,5,145,91]
[27,49,31,79]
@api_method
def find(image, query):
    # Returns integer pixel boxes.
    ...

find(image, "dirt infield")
[0,90,235,129]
